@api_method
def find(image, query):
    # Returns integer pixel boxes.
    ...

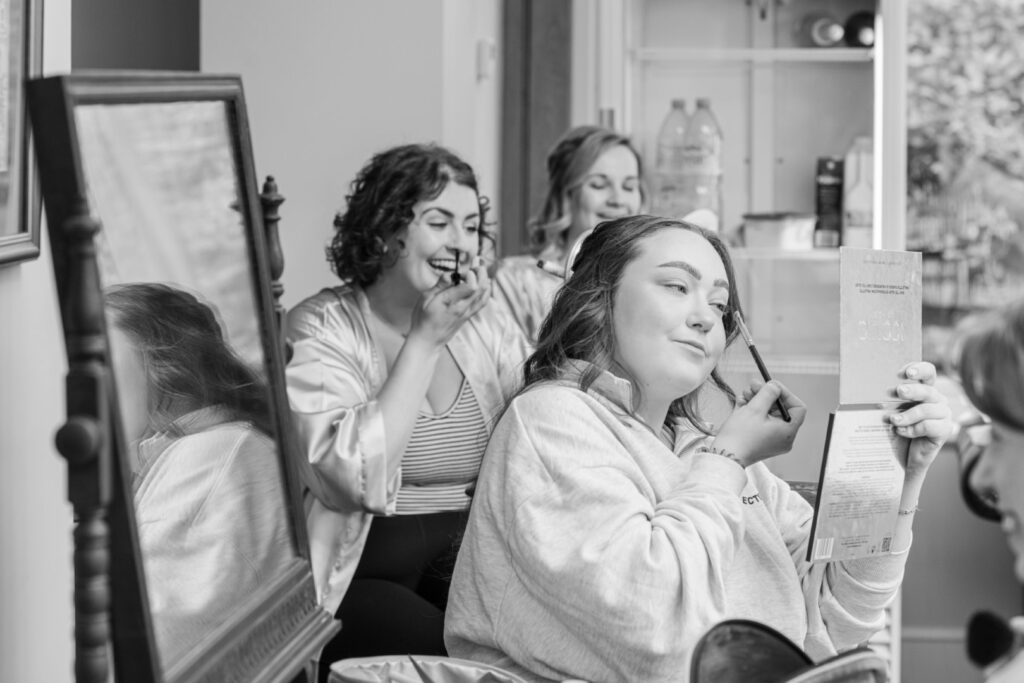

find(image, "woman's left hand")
[889,361,954,481]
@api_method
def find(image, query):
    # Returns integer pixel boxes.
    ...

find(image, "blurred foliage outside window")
[908,0,1024,371]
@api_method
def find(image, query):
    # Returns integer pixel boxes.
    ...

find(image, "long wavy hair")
[958,298,1024,431]
[523,215,741,434]
[529,125,646,255]
[327,143,492,287]
[105,282,272,435]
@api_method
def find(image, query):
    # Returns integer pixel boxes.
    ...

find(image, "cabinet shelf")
[632,47,874,64]
[730,247,841,261]
[720,355,839,376]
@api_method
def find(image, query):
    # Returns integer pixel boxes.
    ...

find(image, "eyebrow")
[420,206,479,221]
[584,173,639,183]
[657,260,729,289]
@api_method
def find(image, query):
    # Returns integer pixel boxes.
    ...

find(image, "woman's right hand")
[713,380,806,467]
[408,257,491,346]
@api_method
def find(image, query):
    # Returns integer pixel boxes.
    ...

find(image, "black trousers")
[317,510,467,682]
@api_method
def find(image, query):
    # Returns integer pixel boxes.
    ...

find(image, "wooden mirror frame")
[28,71,337,683]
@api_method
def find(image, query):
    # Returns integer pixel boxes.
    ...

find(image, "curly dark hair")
[524,215,741,435]
[327,143,493,287]
[105,282,272,435]
[530,125,646,255]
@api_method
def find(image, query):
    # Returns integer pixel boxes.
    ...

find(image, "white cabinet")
[574,1,908,678]
[573,0,906,246]
[574,0,909,489]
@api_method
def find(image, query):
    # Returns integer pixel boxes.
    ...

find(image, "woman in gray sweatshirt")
[445,215,953,682]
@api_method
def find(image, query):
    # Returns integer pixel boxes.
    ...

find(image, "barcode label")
[882,536,892,553]
[813,537,834,561]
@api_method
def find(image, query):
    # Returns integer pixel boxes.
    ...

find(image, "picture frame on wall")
[0,0,41,266]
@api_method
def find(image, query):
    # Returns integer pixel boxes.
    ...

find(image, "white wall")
[0,2,74,681]
[441,0,502,218]
[201,0,502,309]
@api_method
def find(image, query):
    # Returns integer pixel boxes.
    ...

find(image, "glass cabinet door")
[575,4,908,677]
[575,0,906,469]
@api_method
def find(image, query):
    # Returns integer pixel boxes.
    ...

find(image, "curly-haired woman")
[285,144,529,669]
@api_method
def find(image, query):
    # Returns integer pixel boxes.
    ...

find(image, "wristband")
[697,445,746,469]
[897,506,919,516]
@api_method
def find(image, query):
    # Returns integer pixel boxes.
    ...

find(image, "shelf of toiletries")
[632,47,873,64]
[631,0,878,53]
[624,0,881,242]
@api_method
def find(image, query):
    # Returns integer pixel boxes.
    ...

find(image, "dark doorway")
[500,0,572,257]
[72,0,199,71]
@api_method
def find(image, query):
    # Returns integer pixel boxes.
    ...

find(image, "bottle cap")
[696,97,710,108]
[671,98,687,109]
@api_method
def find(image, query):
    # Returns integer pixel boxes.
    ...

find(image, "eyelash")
[666,284,728,315]
[428,221,479,233]
[588,181,638,193]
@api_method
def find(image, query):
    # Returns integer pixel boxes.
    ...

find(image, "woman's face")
[391,181,481,293]
[109,325,151,463]
[970,420,1024,581]
[611,228,730,413]
[569,145,641,242]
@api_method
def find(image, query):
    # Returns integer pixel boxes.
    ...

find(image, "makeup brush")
[733,310,791,422]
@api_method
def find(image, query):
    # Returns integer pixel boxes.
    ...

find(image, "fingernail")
[897,384,910,397]
[890,414,903,425]
[906,366,917,379]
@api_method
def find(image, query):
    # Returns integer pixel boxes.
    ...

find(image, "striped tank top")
[394,378,488,515]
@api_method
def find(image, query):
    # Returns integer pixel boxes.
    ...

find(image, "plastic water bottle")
[678,97,724,232]
[651,99,691,219]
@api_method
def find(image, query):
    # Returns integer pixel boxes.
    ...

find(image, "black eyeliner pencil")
[451,253,462,285]
[733,311,792,422]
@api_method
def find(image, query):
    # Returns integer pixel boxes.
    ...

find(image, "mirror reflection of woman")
[959,298,1024,682]
[105,282,294,665]
[491,125,644,345]
[285,144,529,669]
[446,216,954,682]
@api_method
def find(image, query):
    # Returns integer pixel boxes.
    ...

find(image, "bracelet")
[697,445,746,469]
[897,506,919,516]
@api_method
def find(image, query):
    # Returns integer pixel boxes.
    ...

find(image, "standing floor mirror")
[28,72,338,683]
